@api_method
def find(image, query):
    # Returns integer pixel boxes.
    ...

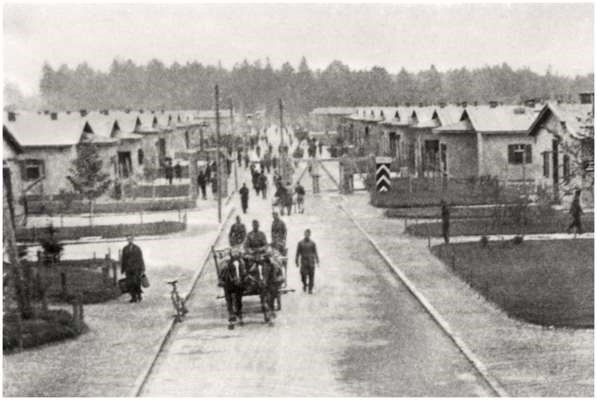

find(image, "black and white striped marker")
[375,156,392,192]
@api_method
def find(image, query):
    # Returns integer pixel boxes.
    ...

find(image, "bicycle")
[167,279,189,323]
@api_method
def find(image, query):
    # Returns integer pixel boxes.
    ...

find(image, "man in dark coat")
[239,183,250,214]
[229,216,247,247]
[197,170,207,200]
[244,220,267,252]
[568,189,583,234]
[121,235,146,302]
[440,199,450,244]
[165,161,174,185]
[259,171,268,199]
[174,162,182,181]
[295,229,319,294]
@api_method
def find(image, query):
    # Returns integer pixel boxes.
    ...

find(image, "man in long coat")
[239,183,250,214]
[271,212,287,253]
[121,234,146,303]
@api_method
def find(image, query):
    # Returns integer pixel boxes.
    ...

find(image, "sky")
[3,2,594,96]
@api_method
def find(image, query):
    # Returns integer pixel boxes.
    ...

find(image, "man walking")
[259,171,268,199]
[568,189,583,234]
[239,183,249,214]
[229,216,247,247]
[121,234,146,303]
[295,181,306,214]
[295,229,319,294]
[197,170,207,200]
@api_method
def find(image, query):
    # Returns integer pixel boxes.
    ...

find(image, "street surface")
[139,126,494,396]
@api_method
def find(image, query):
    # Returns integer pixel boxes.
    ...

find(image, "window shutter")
[39,160,46,178]
[507,145,515,163]
[525,145,532,164]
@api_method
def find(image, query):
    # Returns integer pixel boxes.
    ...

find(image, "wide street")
[138,126,494,396]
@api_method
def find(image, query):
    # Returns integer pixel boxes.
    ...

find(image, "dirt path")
[139,159,495,396]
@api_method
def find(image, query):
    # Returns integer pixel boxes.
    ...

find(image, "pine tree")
[67,142,111,224]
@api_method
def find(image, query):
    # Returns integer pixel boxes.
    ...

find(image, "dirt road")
[139,149,495,396]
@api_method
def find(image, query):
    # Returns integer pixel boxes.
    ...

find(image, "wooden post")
[102,254,110,280]
[215,85,222,223]
[60,271,67,298]
[112,258,118,286]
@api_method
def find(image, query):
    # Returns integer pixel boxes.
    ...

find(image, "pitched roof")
[433,106,464,127]
[529,103,594,140]
[3,112,94,147]
[432,119,475,134]
[3,125,23,154]
[463,105,537,133]
[311,107,356,116]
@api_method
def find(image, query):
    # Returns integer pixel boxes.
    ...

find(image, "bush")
[3,309,86,351]
[480,236,489,247]
[26,198,195,215]
[512,235,524,245]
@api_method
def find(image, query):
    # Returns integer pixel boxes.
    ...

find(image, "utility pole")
[215,85,222,223]
[279,98,287,183]
[230,99,238,191]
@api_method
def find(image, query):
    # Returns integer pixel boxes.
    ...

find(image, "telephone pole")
[230,99,238,191]
[279,98,287,183]
[215,85,222,223]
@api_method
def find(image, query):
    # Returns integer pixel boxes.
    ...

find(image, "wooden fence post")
[60,271,67,298]
[102,254,110,281]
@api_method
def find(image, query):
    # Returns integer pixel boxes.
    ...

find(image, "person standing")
[165,161,174,185]
[244,152,250,169]
[245,220,268,252]
[568,189,583,234]
[259,171,268,199]
[197,170,207,200]
[174,162,182,181]
[121,235,146,303]
[440,199,450,244]
[211,176,218,199]
[239,183,250,214]
[318,141,323,156]
[295,229,319,294]
[256,144,261,158]
[228,216,247,247]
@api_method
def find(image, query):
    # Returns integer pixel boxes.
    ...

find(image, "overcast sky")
[3,3,594,96]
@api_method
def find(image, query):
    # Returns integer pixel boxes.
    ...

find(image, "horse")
[243,250,278,326]
[218,251,247,330]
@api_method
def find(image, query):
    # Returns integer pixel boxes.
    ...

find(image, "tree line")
[38,57,593,119]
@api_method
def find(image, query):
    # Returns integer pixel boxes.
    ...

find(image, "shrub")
[480,236,489,247]
[512,235,524,245]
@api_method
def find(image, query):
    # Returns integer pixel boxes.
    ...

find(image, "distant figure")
[271,212,287,253]
[295,182,306,214]
[318,141,323,156]
[229,216,247,247]
[272,155,278,170]
[440,199,450,244]
[239,183,250,214]
[205,163,213,182]
[121,235,146,303]
[237,147,243,165]
[244,153,250,169]
[256,144,261,158]
[211,176,218,199]
[174,162,182,181]
[165,161,174,185]
[197,170,207,200]
[259,171,268,199]
[568,189,583,235]
[295,229,319,294]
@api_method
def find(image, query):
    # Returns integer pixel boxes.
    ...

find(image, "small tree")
[67,142,111,225]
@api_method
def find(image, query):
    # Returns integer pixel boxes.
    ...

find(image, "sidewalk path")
[3,201,235,396]
[341,192,593,397]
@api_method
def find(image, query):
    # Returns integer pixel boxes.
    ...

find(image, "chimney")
[473,101,478,107]
[439,102,446,108]
[489,101,498,108]
[7,111,16,122]
[405,102,411,107]
[139,109,144,113]
[418,102,424,108]
[461,101,468,108]
[524,99,536,108]
[125,108,131,113]
[66,110,71,114]
[50,112,58,120]
[43,110,50,115]
[394,102,398,107]
[80,109,88,117]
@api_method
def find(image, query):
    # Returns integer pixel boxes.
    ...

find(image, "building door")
[552,139,560,202]
[424,140,440,173]
[117,151,132,178]
[157,138,166,161]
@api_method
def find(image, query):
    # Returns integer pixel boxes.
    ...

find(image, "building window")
[138,149,144,165]
[542,152,550,178]
[563,154,570,183]
[23,159,44,181]
[507,144,532,165]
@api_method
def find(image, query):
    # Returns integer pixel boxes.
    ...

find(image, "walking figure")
[229,216,247,247]
[295,229,319,294]
[568,189,583,235]
[121,234,146,303]
[239,183,250,214]
[197,170,207,200]
[174,162,182,181]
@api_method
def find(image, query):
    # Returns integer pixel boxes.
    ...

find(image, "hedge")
[26,198,195,215]
[133,184,190,198]
[385,204,541,220]
[16,221,186,242]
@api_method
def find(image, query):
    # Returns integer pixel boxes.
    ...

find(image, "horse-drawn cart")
[212,245,291,329]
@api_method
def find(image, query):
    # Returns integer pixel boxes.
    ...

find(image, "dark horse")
[218,252,247,330]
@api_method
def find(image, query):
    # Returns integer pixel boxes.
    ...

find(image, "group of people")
[228,214,320,294]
